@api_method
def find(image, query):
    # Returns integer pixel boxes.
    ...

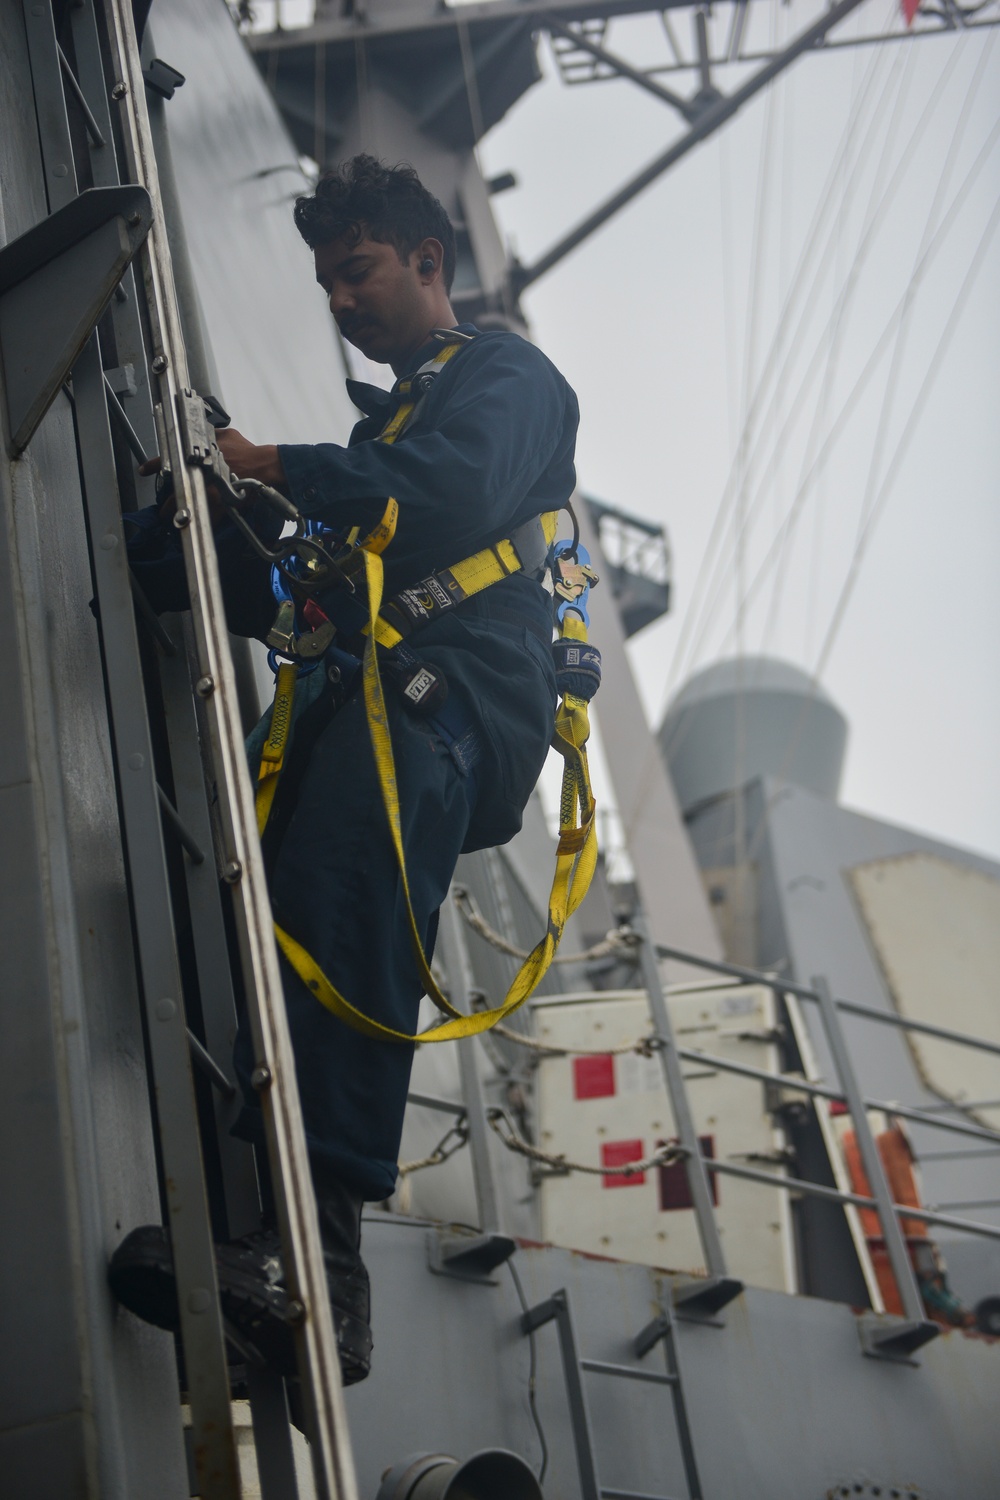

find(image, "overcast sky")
[480,5,1000,862]
[255,1,999,863]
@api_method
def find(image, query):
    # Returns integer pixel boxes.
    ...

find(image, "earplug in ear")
[419,257,435,274]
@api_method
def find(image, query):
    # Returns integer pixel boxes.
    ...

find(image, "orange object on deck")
[842,1122,927,1317]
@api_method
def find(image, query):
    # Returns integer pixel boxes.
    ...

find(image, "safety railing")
[433,891,1000,1360]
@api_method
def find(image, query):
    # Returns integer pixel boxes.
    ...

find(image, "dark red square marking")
[573,1054,615,1100]
[601,1138,646,1187]
[658,1135,718,1210]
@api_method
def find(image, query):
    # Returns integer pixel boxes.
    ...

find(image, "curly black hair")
[293,154,457,292]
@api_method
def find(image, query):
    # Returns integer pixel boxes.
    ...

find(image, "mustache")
[338,315,371,343]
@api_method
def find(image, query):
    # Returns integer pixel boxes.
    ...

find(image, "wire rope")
[650,29,923,822]
[812,187,1000,680]
[757,35,923,656]
[709,107,1000,662]
[849,29,997,557]
[676,35,926,685]
[620,19,898,851]
[728,175,1000,873]
[663,5,897,700]
[733,108,1000,875]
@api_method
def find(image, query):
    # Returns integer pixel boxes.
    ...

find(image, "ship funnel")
[376,1448,543,1500]
[659,655,848,813]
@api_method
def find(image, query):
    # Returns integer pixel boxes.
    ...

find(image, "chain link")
[487,1107,687,1177]
[453,886,641,967]
[397,1116,469,1177]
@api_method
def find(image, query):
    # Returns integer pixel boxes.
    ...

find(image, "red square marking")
[658,1135,718,1210]
[601,1138,646,1188]
[573,1054,615,1100]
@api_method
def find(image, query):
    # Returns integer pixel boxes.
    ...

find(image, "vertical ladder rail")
[64,9,301,1488]
[19,4,241,1492]
[634,1312,702,1499]
[99,1,360,1491]
[522,1291,601,1500]
[811,975,938,1358]
[633,912,742,1317]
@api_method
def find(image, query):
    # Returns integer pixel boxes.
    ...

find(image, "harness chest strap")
[255,333,597,1042]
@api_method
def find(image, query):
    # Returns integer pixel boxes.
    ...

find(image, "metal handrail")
[675,1046,1000,1145]
[704,1157,1000,1243]
[655,940,1000,1058]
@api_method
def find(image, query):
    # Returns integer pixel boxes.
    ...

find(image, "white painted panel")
[535,984,796,1292]
[850,853,1000,1129]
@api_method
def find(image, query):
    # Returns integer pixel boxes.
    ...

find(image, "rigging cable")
[621,22,898,852]
[848,27,997,559]
[663,5,898,699]
[734,103,1000,874]
[757,35,922,656]
[676,30,932,685]
[704,103,1000,664]
[812,187,1000,681]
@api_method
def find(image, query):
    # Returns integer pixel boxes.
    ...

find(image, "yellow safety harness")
[256,334,598,1043]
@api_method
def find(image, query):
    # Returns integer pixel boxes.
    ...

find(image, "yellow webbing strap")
[375,337,464,444]
[257,331,597,1042]
[272,540,597,1043]
[256,661,298,837]
[370,532,531,651]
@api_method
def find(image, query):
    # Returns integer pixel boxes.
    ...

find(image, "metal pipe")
[57,42,106,147]
[406,1091,467,1117]
[704,1157,1000,1243]
[436,892,502,1233]
[634,912,730,1280]
[828,997,1000,1058]
[810,976,927,1323]
[653,938,1000,1058]
[579,1357,677,1387]
[515,0,868,289]
[156,782,206,865]
[675,1045,1000,1145]
[104,373,149,465]
[544,14,694,118]
[129,570,178,656]
[187,1029,237,1098]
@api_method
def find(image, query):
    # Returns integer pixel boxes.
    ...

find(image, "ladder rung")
[580,1357,678,1386]
[601,1488,684,1500]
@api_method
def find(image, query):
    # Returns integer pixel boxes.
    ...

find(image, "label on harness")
[403,667,437,706]
[392,569,468,628]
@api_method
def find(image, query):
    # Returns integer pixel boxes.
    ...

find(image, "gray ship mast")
[2,1,999,1496]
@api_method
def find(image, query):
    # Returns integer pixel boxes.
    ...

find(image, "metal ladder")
[8,2,358,1494]
[520,1288,702,1500]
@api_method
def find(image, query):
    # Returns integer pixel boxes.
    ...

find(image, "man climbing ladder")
[111,155,592,1386]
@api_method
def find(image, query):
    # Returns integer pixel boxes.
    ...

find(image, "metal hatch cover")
[0,185,152,454]
[848,852,1000,1131]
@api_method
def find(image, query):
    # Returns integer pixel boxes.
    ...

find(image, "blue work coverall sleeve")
[277,334,578,578]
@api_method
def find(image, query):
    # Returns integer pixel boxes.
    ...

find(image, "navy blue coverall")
[131,325,579,1200]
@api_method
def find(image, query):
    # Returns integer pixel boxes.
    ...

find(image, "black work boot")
[108,1224,301,1378]
[310,1162,373,1387]
[108,1180,372,1386]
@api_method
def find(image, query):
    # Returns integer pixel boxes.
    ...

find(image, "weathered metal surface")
[0,4,186,1494]
[686,777,1000,1307]
[849,852,1000,1131]
[345,1220,1000,1500]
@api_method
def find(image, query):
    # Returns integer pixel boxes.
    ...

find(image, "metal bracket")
[857,1313,940,1365]
[671,1274,743,1324]
[0,186,152,454]
[427,1228,517,1284]
[634,1312,673,1360]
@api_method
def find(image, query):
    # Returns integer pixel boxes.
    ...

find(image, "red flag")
[901,0,920,26]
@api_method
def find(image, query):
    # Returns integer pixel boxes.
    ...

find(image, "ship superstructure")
[1,0,998,1496]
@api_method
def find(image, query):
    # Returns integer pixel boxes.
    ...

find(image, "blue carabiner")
[550,540,599,629]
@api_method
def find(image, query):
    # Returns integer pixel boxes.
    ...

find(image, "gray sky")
[254,0,999,862]
[474,8,1000,861]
